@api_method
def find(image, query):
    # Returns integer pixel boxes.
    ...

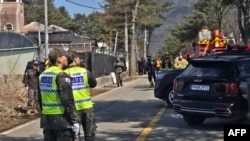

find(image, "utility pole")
[114,31,118,56]
[44,0,49,58]
[38,22,43,61]
[124,10,129,72]
[143,29,147,59]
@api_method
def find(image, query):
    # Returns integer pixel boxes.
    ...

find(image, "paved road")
[0,75,162,141]
[0,75,225,141]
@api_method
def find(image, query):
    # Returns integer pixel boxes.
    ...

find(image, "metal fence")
[76,52,126,78]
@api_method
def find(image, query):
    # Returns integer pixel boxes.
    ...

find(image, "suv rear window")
[182,61,233,78]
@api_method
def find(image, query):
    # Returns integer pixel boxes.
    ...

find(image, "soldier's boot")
[149,81,153,88]
[33,108,39,114]
[27,109,33,115]
[149,81,154,87]
[85,136,95,141]
[120,80,123,87]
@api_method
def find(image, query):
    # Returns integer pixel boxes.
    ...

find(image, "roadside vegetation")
[0,75,29,133]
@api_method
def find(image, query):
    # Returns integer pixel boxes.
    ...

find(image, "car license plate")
[191,85,210,91]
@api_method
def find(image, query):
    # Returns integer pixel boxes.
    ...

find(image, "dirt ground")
[0,75,139,133]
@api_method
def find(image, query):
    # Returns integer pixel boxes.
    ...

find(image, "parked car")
[154,69,184,107]
[173,50,250,125]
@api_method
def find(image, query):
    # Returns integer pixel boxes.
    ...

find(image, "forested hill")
[149,0,198,55]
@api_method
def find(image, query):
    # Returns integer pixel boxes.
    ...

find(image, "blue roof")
[0,32,34,49]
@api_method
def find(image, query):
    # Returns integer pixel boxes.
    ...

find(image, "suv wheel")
[183,115,205,125]
[164,86,174,107]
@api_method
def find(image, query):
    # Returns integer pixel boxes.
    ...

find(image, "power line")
[66,0,102,10]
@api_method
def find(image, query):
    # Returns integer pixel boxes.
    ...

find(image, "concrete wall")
[95,72,128,88]
[0,47,38,75]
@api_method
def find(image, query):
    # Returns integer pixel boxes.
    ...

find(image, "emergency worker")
[23,60,41,113]
[155,58,162,75]
[174,52,188,69]
[64,51,97,141]
[38,48,80,141]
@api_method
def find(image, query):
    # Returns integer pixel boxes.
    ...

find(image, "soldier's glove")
[71,123,80,135]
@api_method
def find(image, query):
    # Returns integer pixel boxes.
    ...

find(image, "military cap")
[201,26,208,29]
[33,60,39,65]
[48,48,67,64]
[67,51,78,64]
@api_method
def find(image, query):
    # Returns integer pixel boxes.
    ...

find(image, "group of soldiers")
[23,48,97,141]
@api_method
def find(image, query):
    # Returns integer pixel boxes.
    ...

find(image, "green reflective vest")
[64,66,93,110]
[39,66,64,114]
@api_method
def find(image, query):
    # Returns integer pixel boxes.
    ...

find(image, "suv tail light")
[225,82,239,95]
[173,79,178,90]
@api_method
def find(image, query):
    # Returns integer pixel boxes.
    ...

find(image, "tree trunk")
[130,0,139,76]
[237,1,250,45]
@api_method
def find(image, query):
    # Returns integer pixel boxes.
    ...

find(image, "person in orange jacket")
[155,57,162,76]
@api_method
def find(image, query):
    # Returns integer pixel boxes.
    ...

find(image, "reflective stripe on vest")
[39,66,64,114]
[64,66,93,110]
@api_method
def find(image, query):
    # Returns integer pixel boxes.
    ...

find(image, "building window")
[4,23,13,31]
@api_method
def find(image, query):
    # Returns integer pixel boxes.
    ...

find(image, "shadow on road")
[0,135,43,141]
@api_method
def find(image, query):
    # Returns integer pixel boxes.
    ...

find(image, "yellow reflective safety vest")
[64,66,93,110]
[174,58,188,69]
[39,66,64,114]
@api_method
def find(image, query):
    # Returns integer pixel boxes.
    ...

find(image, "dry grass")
[0,75,31,133]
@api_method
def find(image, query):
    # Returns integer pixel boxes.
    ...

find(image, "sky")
[54,0,104,17]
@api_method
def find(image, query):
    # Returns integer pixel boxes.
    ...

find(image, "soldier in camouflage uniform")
[114,58,124,87]
[23,60,41,113]
[146,55,156,87]
[38,48,80,141]
[65,51,97,141]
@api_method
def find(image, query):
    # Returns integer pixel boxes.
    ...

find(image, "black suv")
[154,69,184,107]
[173,50,250,125]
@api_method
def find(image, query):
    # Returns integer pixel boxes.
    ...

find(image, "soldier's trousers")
[115,72,123,87]
[27,88,39,109]
[148,71,156,83]
[43,128,75,141]
[78,108,96,141]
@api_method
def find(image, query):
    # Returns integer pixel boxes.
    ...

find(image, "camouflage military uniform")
[78,108,96,141]
[64,51,97,141]
[114,59,124,87]
[23,62,41,110]
[78,71,97,141]
[39,71,79,141]
[38,71,79,141]
[38,48,79,141]
[65,65,97,141]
